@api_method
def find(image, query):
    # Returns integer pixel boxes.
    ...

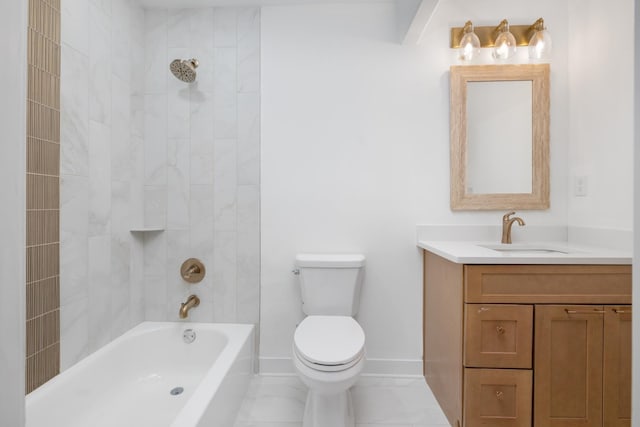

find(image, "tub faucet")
[501,211,525,244]
[179,295,200,319]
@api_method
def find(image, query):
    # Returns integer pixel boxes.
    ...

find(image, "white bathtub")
[26,322,254,427]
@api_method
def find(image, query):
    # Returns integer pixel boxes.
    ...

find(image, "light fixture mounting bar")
[451,23,539,48]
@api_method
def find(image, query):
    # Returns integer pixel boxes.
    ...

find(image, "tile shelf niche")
[129,227,165,233]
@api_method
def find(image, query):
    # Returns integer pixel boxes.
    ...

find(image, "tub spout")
[179,295,200,319]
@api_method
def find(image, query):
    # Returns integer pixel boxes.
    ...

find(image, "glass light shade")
[528,29,552,60]
[493,30,517,60]
[459,31,481,61]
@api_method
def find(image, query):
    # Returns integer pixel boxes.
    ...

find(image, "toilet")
[292,253,366,427]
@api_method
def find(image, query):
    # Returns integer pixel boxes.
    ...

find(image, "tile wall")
[142,8,261,331]
[26,0,61,394]
[59,0,145,370]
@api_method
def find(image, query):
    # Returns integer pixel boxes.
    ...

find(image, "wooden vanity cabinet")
[422,251,632,427]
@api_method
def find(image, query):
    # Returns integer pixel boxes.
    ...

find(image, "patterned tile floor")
[233,375,450,427]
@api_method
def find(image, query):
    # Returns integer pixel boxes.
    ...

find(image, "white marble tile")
[190,90,215,142]
[89,0,111,16]
[89,120,112,236]
[60,296,89,371]
[189,8,215,92]
[129,236,145,325]
[167,65,191,138]
[144,9,168,94]
[190,138,215,185]
[237,92,260,185]
[165,230,192,319]
[130,5,146,138]
[111,0,131,83]
[144,94,168,185]
[234,376,450,427]
[89,3,112,125]
[60,175,89,306]
[213,8,237,47]
[144,274,168,321]
[88,235,112,352]
[212,230,237,322]
[61,0,89,55]
[61,44,90,177]
[214,47,238,138]
[143,225,168,275]
[213,139,237,231]
[130,135,146,227]
[237,7,260,94]
[236,185,260,324]
[168,9,191,48]
[189,184,215,256]
[167,138,190,230]
[234,376,307,424]
[110,233,131,339]
[144,185,167,228]
[111,74,132,182]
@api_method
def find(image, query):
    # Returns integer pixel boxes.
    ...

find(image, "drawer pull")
[496,391,504,400]
[613,309,631,314]
[496,325,505,334]
[565,309,605,315]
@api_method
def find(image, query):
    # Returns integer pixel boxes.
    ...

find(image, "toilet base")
[302,389,355,427]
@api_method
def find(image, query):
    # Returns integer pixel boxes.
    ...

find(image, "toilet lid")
[294,316,365,366]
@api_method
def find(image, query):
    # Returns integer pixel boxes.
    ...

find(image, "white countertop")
[417,240,632,265]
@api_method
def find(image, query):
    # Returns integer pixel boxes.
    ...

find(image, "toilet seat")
[294,315,365,372]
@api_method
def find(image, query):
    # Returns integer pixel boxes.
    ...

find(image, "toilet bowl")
[293,315,365,427]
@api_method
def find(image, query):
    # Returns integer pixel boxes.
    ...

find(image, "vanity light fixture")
[492,19,517,60]
[450,18,551,62]
[458,21,481,61]
[528,18,552,60]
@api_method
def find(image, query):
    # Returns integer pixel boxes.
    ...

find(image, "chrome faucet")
[501,211,525,244]
[179,295,200,319]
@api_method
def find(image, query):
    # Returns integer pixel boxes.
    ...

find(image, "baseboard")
[259,356,423,377]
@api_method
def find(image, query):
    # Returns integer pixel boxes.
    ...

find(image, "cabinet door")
[534,305,603,427]
[604,306,632,427]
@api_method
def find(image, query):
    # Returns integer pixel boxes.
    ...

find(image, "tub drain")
[170,387,184,396]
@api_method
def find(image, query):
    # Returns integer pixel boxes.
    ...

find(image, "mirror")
[450,64,550,210]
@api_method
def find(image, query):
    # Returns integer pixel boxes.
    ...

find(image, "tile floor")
[233,375,450,427]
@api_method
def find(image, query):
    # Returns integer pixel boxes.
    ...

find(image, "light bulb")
[458,21,480,61]
[492,20,517,60]
[529,28,552,60]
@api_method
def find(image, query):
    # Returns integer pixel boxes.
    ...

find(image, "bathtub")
[26,322,254,427]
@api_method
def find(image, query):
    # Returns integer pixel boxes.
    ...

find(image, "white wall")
[60,0,146,369]
[0,0,27,424]
[260,0,569,373]
[567,0,634,232]
[141,7,261,328]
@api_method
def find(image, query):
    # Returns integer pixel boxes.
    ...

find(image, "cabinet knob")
[496,391,504,400]
[496,325,505,334]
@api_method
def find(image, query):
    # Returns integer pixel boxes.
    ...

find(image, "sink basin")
[479,243,569,254]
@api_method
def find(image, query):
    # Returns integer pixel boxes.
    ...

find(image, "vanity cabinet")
[422,251,632,427]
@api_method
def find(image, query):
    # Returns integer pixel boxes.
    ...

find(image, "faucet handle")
[502,211,516,221]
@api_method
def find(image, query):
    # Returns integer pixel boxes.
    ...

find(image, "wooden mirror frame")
[450,64,550,210]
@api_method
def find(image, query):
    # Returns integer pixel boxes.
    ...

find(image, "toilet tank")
[295,254,365,316]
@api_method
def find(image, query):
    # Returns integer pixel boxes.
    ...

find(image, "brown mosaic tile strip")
[27,101,60,143]
[25,342,60,394]
[26,277,60,319]
[26,310,59,357]
[26,174,59,210]
[27,137,60,176]
[26,243,59,283]
[26,210,59,246]
[28,66,60,108]
[29,0,60,43]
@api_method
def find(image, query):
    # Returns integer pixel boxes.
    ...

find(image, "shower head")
[170,58,199,83]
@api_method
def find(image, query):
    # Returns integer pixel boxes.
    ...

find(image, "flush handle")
[292,268,300,275]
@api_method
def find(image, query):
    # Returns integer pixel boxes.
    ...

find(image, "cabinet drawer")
[464,368,532,427]
[464,265,631,304]
[464,304,533,369]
